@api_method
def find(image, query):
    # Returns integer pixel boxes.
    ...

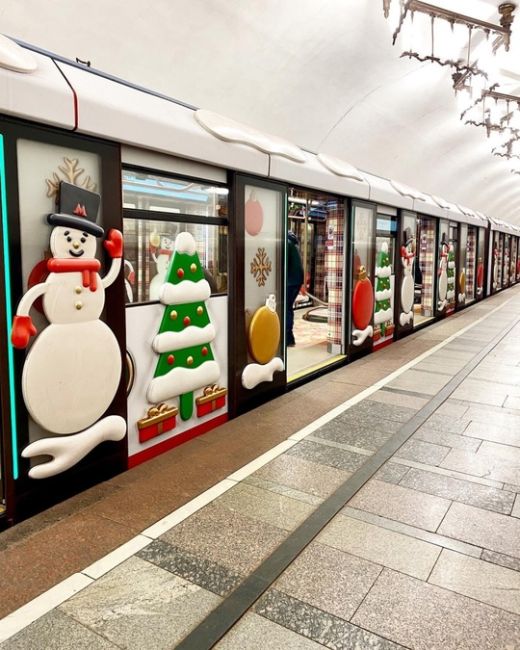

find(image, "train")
[0,36,518,525]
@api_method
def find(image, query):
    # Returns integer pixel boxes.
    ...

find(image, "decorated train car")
[0,37,518,525]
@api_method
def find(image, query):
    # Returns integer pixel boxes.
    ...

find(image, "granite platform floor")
[3,286,520,649]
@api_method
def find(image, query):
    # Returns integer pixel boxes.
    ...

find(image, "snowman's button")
[74,286,82,294]
[75,301,83,310]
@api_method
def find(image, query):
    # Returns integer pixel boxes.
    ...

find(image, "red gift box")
[196,385,227,418]
[137,403,178,443]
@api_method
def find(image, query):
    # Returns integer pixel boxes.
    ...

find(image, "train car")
[0,37,514,525]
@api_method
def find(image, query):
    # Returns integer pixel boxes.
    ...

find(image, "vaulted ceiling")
[3,0,520,222]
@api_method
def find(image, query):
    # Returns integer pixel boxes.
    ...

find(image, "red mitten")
[104,229,123,259]
[11,315,37,349]
[128,270,135,284]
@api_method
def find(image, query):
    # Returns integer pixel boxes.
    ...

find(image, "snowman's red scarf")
[47,258,101,292]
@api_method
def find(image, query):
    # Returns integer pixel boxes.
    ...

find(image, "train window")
[465,225,476,304]
[122,170,228,219]
[477,228,486,297]
[123,218,228,303]
[503,234,511,287]
[415,216,436,326]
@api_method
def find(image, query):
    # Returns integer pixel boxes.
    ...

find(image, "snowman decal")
[438,235,449,312]
[399,227,415,327]
[149,233,175,301]
[492,245,499,290]
[11,182,126,479]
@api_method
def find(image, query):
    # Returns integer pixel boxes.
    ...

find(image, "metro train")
[0,36,518,525]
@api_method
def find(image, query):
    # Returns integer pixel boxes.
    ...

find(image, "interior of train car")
[0,38,519,525]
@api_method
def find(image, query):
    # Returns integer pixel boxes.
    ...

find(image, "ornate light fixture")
[384,1,515,77]
[462,89,520,141]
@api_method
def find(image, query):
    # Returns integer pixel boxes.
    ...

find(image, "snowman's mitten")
[11,315,37,349]
[104,229,123,258]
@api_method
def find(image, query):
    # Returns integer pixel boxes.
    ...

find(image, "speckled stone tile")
[352,568,520,650]
[481,549,520,572]
[274,541,381,620]
[287,440,368,472]
[137,538,242,596]
[215,612,323,649]
[244,476,323,506]
[387,369,451,395]
[464,420,520,447]
[365,389,428,411]
[435,399,470,419]
[414,428,480,452]
[255,588,406,650]
[59,556,221,650]
[417,413,470,434]
[347,479,451,531]
[395,439,450,466]
[215,482,315,531]
[317,514,440,580]
[253,453,349,498]
[513,495,520,518]
[400,467,514,515]
[429,549,520,615]
[160,501,286,574]
[438,502,520,559]
[343,400,417,423]
[313,416,399,451]
[441,447,520,485]
[0,609,118,650]
[373,461,409,485]
[465,405,520,428]
[451,379,509,406]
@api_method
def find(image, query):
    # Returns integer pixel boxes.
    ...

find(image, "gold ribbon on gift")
[137,402,179,430]
[196,384,228,406]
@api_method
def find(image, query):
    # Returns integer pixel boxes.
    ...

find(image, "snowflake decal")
[45,157,97,199]
[250,247,272,287]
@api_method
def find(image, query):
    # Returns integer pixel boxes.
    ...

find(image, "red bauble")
[183,316,191,326]
[245,197,264,236]
[167,354,175,365]
[352,276,374,330]
[177,268,184,279]
[201,346,208,356]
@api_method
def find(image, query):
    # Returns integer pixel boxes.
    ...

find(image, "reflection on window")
[122,170,228,218]
[123,219,227,303]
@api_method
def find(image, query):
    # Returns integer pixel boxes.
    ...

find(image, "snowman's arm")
[102,229,123,289]
[16,282,48,316]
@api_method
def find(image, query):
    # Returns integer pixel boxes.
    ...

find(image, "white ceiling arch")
[3,0,520,222]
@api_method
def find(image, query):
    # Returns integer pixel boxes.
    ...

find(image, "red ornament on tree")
[167,354,175,365]
[183,316,191,326]
[201,346,208,356]
[177,268,184,279]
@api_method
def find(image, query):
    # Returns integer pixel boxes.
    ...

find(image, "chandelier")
[384,1,516,78]
[462,89,520,138]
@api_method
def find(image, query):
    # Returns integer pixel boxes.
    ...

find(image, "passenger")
[287,231,304,347]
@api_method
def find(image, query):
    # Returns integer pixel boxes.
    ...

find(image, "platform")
[2,285,520,649]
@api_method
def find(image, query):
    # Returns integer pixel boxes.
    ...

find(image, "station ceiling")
[3,0,520,223]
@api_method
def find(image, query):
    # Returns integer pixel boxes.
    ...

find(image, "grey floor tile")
[464,420,520,447]
[215,612,323,649]
[59,556,221,650]
[313,417,397,452]
[465,405,520,428]
[0,610,118,650]
[441,447,520,485]
[392,456,504,488]
[438,501,520,559]
[348,479,451,531]
[435,399,470,419]
[387,369,451,395]
[481,549,520,572]
[160,501,286,574]
[244,476,323,506]
[352,568,520,650]
[216,482,315,531]
[505,396,520,410]
[365,389,428,411]
[317,514,440,580]
[253,453,349,498]
[418,413,470,435]
[344,400,417,423]
[287,440,368,472]
[137,539,242,596]
[451,380,508,407]
[256,588,406,650]
[400,467,514,515]
[373,462,409,485]
[274,541,382,621]
[478,440,520,464]
[513,494,520,518]
[413,428,479,452]
[429,549,520,615]
[395,439,450,466]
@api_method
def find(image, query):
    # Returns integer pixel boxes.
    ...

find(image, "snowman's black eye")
[82,233,88,238]
[80,237,86,243]
[67,236,72,242]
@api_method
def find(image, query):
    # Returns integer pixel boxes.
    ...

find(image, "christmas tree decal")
[374,242,393,337]
[147,232,220,420]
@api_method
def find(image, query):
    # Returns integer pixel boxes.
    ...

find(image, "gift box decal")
[137,403,178,443]
[195,384,227,418]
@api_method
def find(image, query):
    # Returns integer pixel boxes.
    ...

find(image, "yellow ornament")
[197,306,203,316]
[187,356,194,366]
[150,232,161,248]
[170,310,178,320]
[459,269,466,295]
[248,299,280,364]
[190,263,197,273]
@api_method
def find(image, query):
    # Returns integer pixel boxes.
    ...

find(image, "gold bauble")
[248,305,280,364]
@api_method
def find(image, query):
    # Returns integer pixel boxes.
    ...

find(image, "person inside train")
[287,230,304,347]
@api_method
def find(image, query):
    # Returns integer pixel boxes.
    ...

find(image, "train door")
[446,223,458,314]
[286,188,346,381]
[349,201,376,357]
[457,224,468,308]
[465,225,477,305]
[396,210,416,336]
[232,176,285,415]
[373,212,397,349]
[122,167,230,465]
[510,235,517,286]
[413,215,437,328]
[516,237,520,283]
[476,227,486,300]
[491,230,502,293]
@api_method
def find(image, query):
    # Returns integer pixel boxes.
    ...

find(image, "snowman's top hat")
[403,227,414,246]
[47,181,104,238]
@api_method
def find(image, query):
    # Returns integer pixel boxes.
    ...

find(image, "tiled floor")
[3,286,520,648]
